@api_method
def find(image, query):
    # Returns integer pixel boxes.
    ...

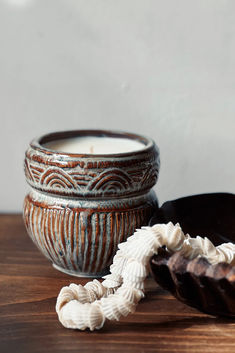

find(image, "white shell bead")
[122,261,148,279]
[116,287,144,303]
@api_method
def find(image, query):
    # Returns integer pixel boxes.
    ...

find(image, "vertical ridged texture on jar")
[23,192,155,276]
[23,130,160,276]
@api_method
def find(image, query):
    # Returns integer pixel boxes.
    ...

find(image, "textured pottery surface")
[150,193,235,317]
[23,130,160,277]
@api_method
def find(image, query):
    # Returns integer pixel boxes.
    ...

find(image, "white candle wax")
[44,136,145,155]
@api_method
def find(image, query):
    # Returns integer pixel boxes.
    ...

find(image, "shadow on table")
[101,315,234,334]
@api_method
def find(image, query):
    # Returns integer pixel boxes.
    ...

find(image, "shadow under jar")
[23,130,160,277]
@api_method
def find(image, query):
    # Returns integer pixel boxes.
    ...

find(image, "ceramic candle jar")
[23,130,160,277]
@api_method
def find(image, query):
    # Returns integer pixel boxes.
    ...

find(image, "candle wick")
[90,145,94,154]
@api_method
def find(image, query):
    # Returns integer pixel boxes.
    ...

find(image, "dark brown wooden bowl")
[149,193,235,318]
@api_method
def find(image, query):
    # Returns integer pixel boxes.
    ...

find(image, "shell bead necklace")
[56,222,235,330]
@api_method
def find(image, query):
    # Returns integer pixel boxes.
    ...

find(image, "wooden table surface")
[1,214,235,353]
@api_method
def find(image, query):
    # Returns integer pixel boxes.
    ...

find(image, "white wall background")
[0,0,234,212]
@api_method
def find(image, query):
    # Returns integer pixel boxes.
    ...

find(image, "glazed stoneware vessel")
[23,130,160,277]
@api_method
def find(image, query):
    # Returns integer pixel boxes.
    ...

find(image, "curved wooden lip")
[149,193,235,245]
[30,129,158,159]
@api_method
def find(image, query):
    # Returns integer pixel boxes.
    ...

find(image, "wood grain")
[0,215,235,353]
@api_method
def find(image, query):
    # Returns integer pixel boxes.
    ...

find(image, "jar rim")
[31,129,157,159]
